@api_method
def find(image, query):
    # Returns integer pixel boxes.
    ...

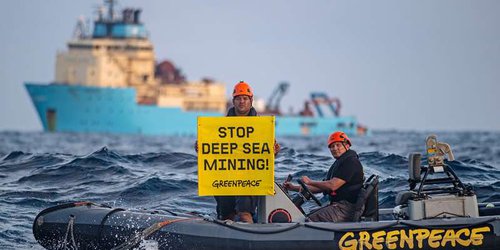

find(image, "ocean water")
[1,130,499,249]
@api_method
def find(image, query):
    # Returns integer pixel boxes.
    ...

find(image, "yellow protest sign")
[197,116,275,196]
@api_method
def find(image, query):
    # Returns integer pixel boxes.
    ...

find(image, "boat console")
[258,135,491,224]
[257,175,380,223]
[257,182,308,223]
[394,135,479,220]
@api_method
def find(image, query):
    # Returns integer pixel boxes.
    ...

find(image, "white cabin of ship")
[55,39,155,89]
[54,5,227,113]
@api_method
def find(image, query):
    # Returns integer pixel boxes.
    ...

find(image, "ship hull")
[25,83,359,136]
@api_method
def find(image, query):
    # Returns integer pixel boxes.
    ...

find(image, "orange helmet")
[232,81,253,97]
[327,131,351,147]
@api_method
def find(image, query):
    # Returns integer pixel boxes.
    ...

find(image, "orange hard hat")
[327,131,351,147]
[232,81,253,97]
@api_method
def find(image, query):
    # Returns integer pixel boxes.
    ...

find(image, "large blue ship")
[25,1,365,137]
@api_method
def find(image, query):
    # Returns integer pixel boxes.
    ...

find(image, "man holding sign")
[197,81,280,223]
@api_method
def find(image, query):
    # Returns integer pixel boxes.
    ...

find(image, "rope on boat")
[304,221,400,233]
[59,215,77,250]
[399,217,497,229]
[211,219,301,234]
[304,217,497,233]
[97,208,126,246]
[110,217,199,250]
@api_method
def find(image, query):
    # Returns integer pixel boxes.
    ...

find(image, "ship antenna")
[105,0,116,21]
[72,15,89,39]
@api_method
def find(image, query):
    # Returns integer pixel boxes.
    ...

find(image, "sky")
[1,0,499,132]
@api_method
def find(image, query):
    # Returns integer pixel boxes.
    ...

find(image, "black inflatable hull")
[34,202,500,250]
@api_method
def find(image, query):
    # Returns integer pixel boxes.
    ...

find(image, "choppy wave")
[1,130,499,249]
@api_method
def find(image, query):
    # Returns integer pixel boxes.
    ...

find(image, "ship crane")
[309,92,341,117]
[265,82,289,115]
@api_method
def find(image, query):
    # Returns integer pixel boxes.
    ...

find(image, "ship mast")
[105,0,115,21]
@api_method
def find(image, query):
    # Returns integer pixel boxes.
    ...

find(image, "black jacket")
[226,107,257,117]
[324,149,364,203]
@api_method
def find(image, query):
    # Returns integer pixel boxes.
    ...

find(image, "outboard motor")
[394,135,479,220]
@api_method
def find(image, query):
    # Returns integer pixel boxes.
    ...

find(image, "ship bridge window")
[69,44,93,49]
[107,45,122,51]
[125,45,138,51]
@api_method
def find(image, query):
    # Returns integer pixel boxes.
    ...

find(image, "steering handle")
[297,179,322,206]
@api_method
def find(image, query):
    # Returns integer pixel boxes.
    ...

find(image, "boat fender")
[268,209,292,223]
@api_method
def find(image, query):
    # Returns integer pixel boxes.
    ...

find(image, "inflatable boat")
[33,136,500,249]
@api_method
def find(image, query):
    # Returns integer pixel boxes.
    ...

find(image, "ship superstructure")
[25,0,363,136]
[54,0,226,113]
